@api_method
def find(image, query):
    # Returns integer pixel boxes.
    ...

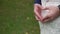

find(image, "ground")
[0,0,40,34]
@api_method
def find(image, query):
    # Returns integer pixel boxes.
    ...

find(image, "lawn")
[0,0,40,34]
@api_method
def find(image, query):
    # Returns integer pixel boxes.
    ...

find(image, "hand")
[43,6,60,22]
[34,4,44,21]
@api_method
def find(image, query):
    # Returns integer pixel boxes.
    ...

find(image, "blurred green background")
[0,0,40,34]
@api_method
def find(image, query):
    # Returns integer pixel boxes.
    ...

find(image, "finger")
[34,7,42,20]
[34,4,43,9]
[43,17,51,22]
[34,5,42,14]
[37,4,43,9]
[42,6,50,10]
[42,14,50,20]
[35,14,43,21]
[35,16,40,20]
[42,14,51,22]
[43,16,50,21]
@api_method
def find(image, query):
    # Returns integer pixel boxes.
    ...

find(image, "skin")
[34,4,44,22]
[43,6,60,22]
[34,4,60,22]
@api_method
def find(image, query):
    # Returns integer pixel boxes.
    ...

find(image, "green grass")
[0,0,40,34]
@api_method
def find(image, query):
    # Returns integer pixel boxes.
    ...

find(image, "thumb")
[42,7,49,10]
[42,15,51,22]
[37,5,44,9]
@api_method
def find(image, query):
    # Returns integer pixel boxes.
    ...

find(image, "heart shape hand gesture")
[34,4,60,23]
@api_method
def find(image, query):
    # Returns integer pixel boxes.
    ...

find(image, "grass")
[0,0,40,34]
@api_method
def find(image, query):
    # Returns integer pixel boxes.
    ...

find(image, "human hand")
[34,4,44,21]
[42,6,60,22]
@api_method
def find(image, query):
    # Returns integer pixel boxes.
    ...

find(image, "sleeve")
[58,5,60,10]
[34,0,42,5]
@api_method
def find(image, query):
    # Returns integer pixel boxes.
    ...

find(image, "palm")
[43,6,60,22]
